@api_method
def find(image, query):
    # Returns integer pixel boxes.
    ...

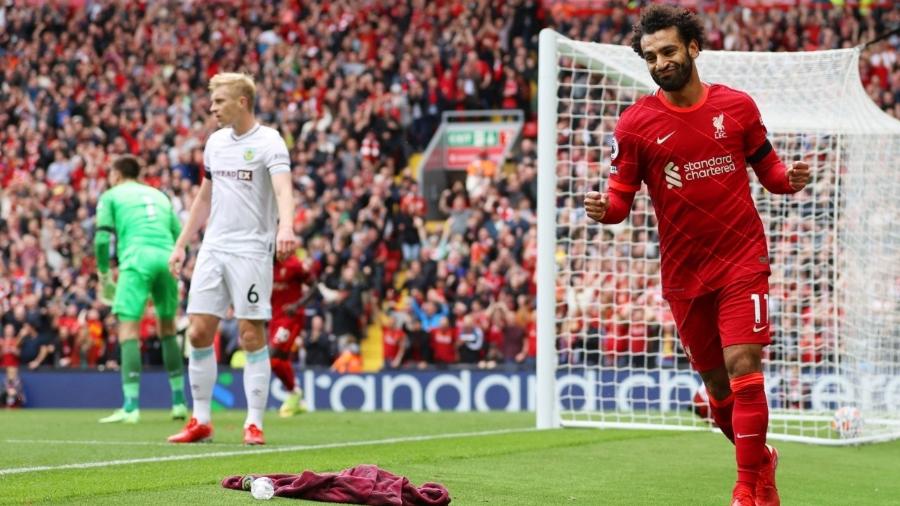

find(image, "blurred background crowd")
[0,0,897,381]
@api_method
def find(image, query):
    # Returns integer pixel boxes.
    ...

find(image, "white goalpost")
[535,28,900,445]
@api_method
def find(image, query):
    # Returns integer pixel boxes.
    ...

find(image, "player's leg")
[158,318,187,419]
[697,366,735,443]
[667,293,733,439]
[187,312,220,419]
[718,273,777,506]
[227,254,273,444]
[150,252,187,419]
[100,267,150,424]
[238,318,269,444]
[169,250,227,443]
[669,292,758,503]
[270,319,304,417]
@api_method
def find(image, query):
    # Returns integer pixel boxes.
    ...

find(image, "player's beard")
[651,54,694,92]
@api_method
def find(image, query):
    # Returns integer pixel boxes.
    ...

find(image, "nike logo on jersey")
[753,325,768,333]
[657,131,675,144]
[736,433,759,439]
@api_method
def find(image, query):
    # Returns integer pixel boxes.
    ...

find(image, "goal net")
[535,29,900,445]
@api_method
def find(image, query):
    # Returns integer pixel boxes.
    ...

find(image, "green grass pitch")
[1,410,898,505]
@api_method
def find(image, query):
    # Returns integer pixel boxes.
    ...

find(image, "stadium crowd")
[0,0,898,381]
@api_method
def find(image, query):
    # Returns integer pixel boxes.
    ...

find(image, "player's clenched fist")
[787,161,811,191]
[584,191,610,222]
[168,248,185,278]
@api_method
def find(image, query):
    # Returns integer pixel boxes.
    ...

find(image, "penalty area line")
[0,427,536,476]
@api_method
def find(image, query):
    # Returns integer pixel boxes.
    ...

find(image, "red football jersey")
[271,256,310,320]
[609,84,773,300]
[382,327,405,361]
[430,327,457,364]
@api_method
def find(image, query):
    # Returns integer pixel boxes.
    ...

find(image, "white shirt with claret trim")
[202,123,291,257]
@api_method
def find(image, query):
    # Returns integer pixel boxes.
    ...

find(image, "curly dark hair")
[630,4,705,58]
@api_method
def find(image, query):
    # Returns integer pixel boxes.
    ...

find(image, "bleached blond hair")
[208,72,256,109]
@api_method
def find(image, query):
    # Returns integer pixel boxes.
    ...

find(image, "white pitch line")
[0,427,535,476]
[5,439,245,447]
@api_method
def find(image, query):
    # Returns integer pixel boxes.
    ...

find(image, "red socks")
[709,392,735,443]
[270,358,296,391]
[730,372,768,489]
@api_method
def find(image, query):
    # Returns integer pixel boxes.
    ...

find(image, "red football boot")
[167,418,213,444]
[243,424,265,445]
[730,484,755,506]
[756,444,780,506]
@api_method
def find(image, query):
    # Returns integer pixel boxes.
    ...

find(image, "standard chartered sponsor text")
[683,154,737,181]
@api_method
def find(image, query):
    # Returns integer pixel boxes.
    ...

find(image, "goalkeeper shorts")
[114,249,179,322]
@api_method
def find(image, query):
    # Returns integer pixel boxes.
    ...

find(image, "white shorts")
[187,249,272,320]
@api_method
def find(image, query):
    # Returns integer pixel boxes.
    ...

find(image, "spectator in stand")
[402,316,432,369]
[2,367,25,408]
[430,316,457,366]
[381,314,407,370]
[2,324,20,373]
[303,315,337,368]
[456,314,485,365]
[410,292,449,333]
[331,339,363,374]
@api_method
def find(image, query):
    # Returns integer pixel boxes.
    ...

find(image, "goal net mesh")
[542,32,900,445]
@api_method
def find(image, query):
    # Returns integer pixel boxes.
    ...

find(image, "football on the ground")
[831,406,864,439]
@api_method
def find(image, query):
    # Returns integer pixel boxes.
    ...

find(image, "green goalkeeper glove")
[98,271,117,306]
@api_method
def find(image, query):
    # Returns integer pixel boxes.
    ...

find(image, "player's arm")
[586,127,641,223]
[271,171,297,259]
[748,141,810,193]
[291,266,319,310]
[94,194,114,275]
[585,188,636,224]
[175,177,212,248]
[169,177,211,276]
[744,96,810,193]
[93,193,117,305]
[267,135,297,260]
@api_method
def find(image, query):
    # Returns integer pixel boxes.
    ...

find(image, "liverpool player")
[270,253,314,417]
[584,6,810,506]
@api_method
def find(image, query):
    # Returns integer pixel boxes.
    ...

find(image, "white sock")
[244,346,271,429]
[188,345,217,425]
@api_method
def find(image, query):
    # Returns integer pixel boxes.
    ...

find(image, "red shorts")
[666,273,771,372]
[269,317,301,354]
[1,353,19,368]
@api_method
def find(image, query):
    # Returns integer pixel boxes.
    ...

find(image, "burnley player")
[168,73,297,445]
[584,6,810,506]
[270,253,314,417]
[95,156,187,424]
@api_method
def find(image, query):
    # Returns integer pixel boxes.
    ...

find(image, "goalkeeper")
[95,155,187,424]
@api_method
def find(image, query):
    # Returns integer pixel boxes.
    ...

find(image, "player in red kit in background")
[270,254,316,417]
[584,5,811,506]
